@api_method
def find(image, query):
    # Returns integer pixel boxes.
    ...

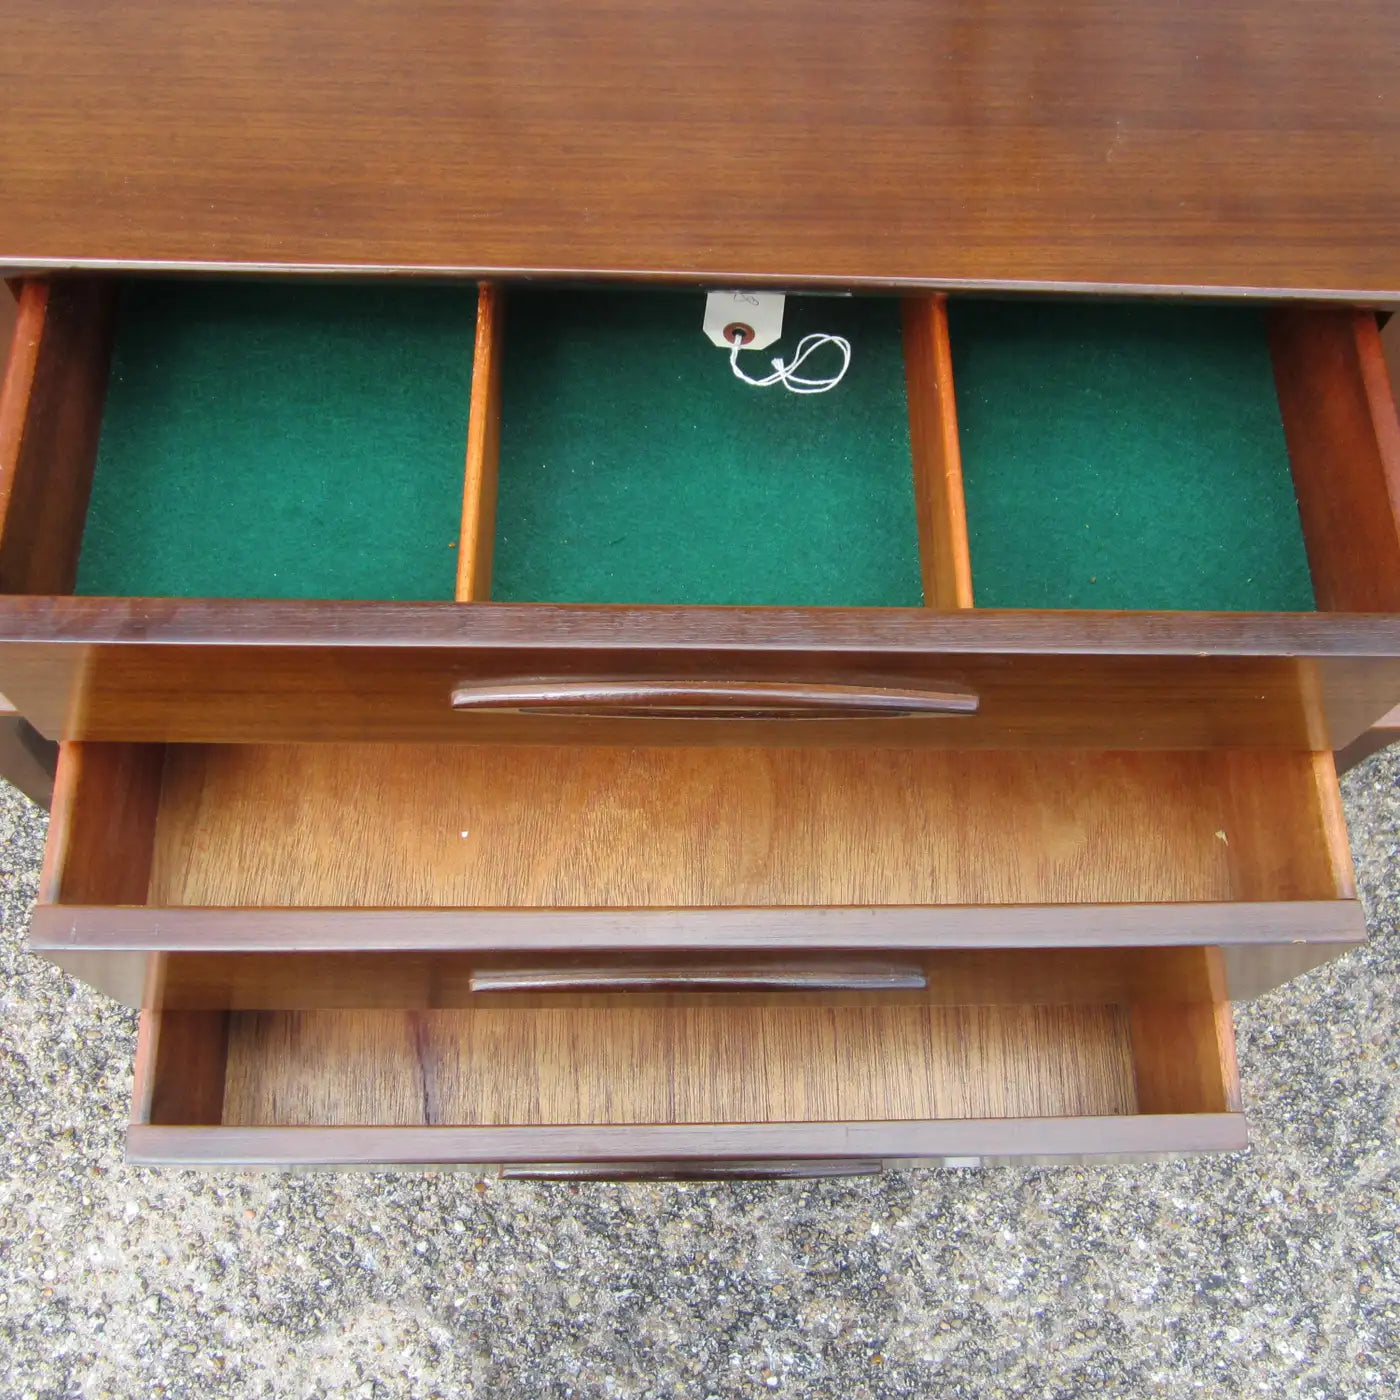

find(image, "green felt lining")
[490,291,923,607]
[73,283,1319,614]
[948,299,1316,612]
[76,281,476,601]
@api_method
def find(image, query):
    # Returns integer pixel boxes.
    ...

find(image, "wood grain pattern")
[1308,751,1358,901]
[1128,949,1241,1115]
[0,282,15,359]
[6,625,1400,751]
[137,1008,230,1126]
[1209,947,1243,1114]
[39,741,164,905]
[143,744,1345,909]
[1214,748,1351,902]
[34,905,1362,960]
[8,597,1400,655]
[3,2,1400,296]
[456,283,504,602]
[218,1004,1138,1126]
[1272,309,1400,611]
[903,296,973,608]
[1385,314,1400,405]
[30,946,1231,1012]
[0,286,45,583]
[32,737,1362,1014]
[0,280,116,594]
[1129,1004,1231,1115]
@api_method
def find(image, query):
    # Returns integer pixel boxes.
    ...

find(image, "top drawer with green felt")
[2,277,1396,621]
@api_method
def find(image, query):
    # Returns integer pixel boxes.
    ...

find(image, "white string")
[728,330,851,395]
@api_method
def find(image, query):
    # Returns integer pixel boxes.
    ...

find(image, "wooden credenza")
[1,0,1399,1178]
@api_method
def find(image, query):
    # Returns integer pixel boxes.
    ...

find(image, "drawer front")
[4,617,1400,751]
[129,1124,1251,1171]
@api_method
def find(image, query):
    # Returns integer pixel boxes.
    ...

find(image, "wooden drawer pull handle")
[470,959,928,994]
[500,1159,883,1182]
[451,679,978,718]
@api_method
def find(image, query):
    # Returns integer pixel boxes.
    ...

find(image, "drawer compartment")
[3,279,1400,749]
[127,990,1244,1168]
[950,300,1314,612]
[490,290,921,607]
[3,279,477,602]
[4,281,1397,616]
[76,281,477,602]
[36,739,1358,929]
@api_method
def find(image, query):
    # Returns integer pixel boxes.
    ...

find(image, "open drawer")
[127,984,1245,1170]
[32,736,1360,1168]
[2,279,1400,749]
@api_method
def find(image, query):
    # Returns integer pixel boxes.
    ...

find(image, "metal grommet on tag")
[704,291,785,350]
[702,289,851,395]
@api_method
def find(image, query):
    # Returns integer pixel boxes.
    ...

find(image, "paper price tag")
[703,290,785,351]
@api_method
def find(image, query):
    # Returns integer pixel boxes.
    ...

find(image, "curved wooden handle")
[500,1159,883,1182]
[470,958,928,993]
[451,679,978,718]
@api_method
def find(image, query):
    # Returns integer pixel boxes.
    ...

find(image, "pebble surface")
[1,753,1397,1399]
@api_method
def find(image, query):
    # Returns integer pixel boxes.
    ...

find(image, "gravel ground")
[0,753,1397,1400]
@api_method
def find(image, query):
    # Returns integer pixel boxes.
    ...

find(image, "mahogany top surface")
[3,0,1399,297]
